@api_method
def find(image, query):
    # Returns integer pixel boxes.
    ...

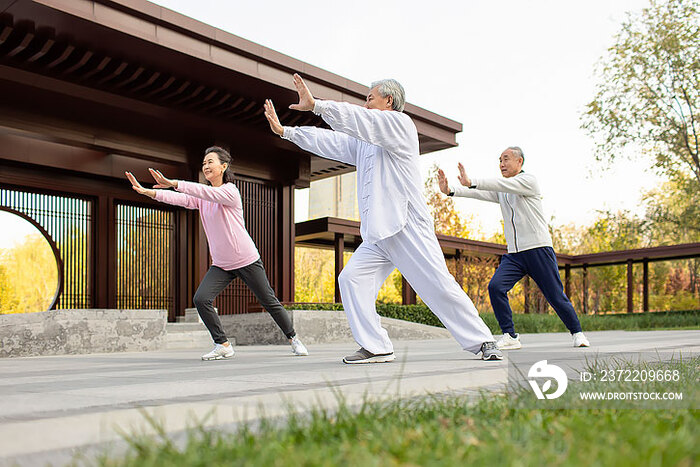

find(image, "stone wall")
[221,310,451,346]
[220,312,290,345]
[0,309,167,358]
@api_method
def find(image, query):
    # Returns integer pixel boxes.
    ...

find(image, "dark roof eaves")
[95,0,462,134]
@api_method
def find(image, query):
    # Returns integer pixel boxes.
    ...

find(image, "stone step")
[166,323,206,333]
[219,309,451,346]
[175,307,212,324]
[165,322,235,350]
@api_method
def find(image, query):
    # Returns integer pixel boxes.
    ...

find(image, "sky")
[148,0,661,237]
[1,0,662,247]
[0,211,41,249]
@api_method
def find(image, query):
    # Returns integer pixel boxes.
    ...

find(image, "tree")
[294,247,336,302]
[0,234,59,313]
[294,247,402,304]
[643,178,700,295]
[643,175,700,240]
[582,0,699,187]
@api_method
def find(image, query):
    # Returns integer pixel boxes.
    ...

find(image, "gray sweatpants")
[193,259,295,344]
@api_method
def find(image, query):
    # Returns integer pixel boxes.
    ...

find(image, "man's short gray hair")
[506,146,525,163]
[370,79,406,112]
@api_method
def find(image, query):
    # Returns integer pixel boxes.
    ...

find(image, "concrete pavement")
[0,329,698,466]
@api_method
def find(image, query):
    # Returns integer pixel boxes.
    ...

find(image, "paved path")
[0,330,697,466]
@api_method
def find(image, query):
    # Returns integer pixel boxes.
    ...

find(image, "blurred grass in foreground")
[95,356,698,467]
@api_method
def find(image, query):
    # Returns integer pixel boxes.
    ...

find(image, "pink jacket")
[155,181,260,270]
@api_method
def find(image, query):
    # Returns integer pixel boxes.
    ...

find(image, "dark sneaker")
[343,347,395,364]
[480,342,503,361]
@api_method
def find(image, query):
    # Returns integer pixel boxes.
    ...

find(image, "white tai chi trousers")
[338,206,494,355]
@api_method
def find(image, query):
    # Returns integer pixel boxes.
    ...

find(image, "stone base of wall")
[221,310,451,346]
[0,309,167,358]
[220,312,289,345]
[1,309,452,357]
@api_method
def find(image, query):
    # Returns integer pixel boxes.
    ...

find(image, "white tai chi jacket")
[282,100,432,244]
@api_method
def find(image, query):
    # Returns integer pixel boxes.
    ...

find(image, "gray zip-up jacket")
[449,171,552,254]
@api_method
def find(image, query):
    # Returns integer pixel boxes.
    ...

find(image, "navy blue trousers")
[488,246,582,335]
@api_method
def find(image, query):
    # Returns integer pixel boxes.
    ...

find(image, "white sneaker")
[495,333,522,350]
[290,336,309,356]
[201,343,235,360]
[572,332,590,347]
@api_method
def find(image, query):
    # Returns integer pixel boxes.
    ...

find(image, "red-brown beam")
[402,276,417,306]
[334,233,344,304]
[643,260,649,313]
[582,265,588,314]
[627,259,634,313]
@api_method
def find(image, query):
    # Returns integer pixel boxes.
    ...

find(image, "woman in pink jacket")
[126,146,308,360]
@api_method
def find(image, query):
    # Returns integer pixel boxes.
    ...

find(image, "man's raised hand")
[457,163,472,187]
[437,169,451,195]
[288,73,315,111]
[264,99,284,136]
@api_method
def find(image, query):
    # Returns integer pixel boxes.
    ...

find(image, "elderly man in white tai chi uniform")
[263,74,501,363]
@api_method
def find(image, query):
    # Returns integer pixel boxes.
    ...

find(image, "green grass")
[96,357,699,466]
[291,303,700,333]
[480,309,700,334]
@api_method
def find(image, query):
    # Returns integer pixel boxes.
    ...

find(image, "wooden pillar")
[627,259,634,313]
[94,195,109,308]
[564,264,571,298]
[402,276,417,305]
[194,171,210,286]
[94,195,116,309]
[523,275,530,313]
[334,233,344,303]
[278,184,295,302]
[175,210,189,320]
[643,259,649,313]
[194,213,209,284]
[455,249,464,287]
[582,264,588,314]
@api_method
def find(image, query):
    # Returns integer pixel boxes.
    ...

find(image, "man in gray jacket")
[437,147,590,349]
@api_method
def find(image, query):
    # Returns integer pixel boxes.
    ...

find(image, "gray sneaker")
[480,342,503,361]
[343,347,395,364]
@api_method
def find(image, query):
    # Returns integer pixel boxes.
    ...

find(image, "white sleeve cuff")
[281,126,294,141]
[312,100,326,116]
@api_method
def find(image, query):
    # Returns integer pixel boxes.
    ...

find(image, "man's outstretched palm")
[263,74,315,136]
[458,163,472,187]
[288,73,315,111]
[437,169,450,195]
[264,99,284,136]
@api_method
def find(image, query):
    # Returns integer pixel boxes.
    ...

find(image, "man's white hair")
[370,79,406,112]
[506,146,525,163]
